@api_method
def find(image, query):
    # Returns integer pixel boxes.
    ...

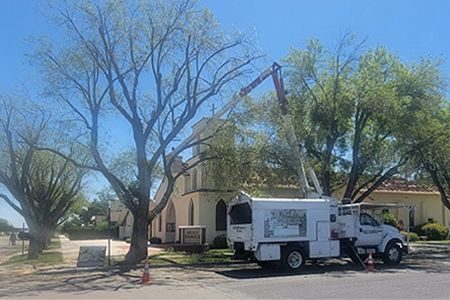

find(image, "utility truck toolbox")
[227,192,408,271]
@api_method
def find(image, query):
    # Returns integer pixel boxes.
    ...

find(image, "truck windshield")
[229,203,252,224]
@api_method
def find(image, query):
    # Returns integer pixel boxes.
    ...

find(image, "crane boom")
[168,62,323,198]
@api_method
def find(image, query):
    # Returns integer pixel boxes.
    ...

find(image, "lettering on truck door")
[356,213,383,246]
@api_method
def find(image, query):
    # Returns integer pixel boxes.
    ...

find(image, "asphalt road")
[0,235,27,263]
[0,243,449,299]
[211,266,450,299]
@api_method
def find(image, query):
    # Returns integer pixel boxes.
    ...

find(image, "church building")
[149,118,236,244]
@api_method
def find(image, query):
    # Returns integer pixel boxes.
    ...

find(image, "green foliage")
[421,223,449,240]
[95,220,109,231]
[212,235,228,249]
[249,34,448,200]
[381,212,398,227]
[412,223,427,236]
[401,231,420,242]
[0,218,15,232]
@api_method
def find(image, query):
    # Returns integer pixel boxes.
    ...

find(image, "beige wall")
[151,193,202,243]
[198,192,234,243]
[364,191,450,228]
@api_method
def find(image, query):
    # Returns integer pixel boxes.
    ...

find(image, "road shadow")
[216,245,450,279]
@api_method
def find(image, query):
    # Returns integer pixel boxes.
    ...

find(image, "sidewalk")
[59,235,166,266]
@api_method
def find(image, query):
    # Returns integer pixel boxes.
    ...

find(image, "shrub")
[95,220,109,231]
[412,223,427,236]
[172,244,209,253]
[149,237,162,244]
[421,223,449,240]
[381,212,398,227]
[212,235,228,249]
[401,231,420,242]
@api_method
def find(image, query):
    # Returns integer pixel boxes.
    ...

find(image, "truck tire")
[383,242,402,266]
[280,247,305,271]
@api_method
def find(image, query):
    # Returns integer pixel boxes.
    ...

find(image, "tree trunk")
[124,207,149,264]
[27,226,51,259]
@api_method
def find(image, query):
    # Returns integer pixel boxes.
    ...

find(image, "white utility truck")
[227,192,408,271]
[170,62,409,271]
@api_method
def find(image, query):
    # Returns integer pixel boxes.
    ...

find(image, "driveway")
[59,236,164,265]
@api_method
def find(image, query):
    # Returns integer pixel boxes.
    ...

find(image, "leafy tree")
[405,103,450,209]
[0,218,15,232]
[276,35,445,202]
[33,0,257,263]
[0,98,85,259]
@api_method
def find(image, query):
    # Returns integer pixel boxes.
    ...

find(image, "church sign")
[179,226,206,245]
[77,246,106,267]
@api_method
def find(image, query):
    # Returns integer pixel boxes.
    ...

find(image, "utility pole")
[21,222,25,255]
[107,201,111,266]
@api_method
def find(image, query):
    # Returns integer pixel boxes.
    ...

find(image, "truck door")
[355,213,383,246]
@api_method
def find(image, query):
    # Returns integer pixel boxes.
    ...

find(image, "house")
[342,179,450,229]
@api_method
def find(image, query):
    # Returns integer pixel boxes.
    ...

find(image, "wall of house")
[359,191,449,229]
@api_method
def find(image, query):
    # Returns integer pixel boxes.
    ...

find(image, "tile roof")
[374,178,438,193]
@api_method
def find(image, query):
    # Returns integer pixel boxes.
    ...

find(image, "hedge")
[421,223,449,240]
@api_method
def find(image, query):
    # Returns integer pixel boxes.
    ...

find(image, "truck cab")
[337,205,407,266]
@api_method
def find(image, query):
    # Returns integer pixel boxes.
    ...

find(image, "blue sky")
[1,0,449,226]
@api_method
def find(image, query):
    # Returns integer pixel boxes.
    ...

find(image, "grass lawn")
[1,237,63,267]
[147,248,235,265]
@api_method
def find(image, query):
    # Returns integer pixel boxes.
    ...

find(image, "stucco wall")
[197,192,234,244]
[364,192,449,228]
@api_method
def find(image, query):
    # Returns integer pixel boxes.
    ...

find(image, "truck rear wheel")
[383,242,402,266]
[281,247,305,271]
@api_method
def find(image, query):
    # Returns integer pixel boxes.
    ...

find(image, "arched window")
[215,199,227,231]
[188,199,194,226]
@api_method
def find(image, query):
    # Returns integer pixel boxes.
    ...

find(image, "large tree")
[261,35,445,202]
[0,99,84,259]
[34,0,257,263]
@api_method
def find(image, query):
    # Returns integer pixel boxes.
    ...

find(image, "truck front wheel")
[383,242,402,266]
[281,247,305,271]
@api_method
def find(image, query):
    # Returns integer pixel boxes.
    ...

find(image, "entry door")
[165,203,176,243]
[355,213,383,246]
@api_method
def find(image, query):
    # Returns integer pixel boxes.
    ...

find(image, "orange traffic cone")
[366,252,374,272]
[141,259,151,284]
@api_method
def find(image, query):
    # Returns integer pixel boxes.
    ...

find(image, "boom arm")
[168,62,323,198]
